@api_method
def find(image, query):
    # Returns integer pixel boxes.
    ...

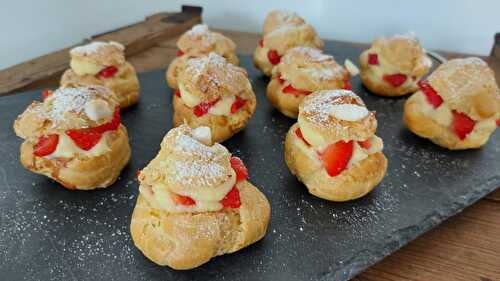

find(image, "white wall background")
[1,0,498,70]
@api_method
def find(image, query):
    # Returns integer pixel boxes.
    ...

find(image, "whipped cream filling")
[46,132,111,159]
[139,172,236,213]
[178,82,236,116]
[294,125,383,172]
[70,58,124,77]
[84,99,113,121]
[413,90,498,135]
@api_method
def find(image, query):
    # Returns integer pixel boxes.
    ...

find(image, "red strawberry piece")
[497,119,500,127]
[33,134,59,157]
[320,140,353,177]
[136,169,141,178]
[66,130,102,151]
[383,74,407,88]
[230,156,248,181]
[282,84,311,97]
[174,89,181,97]
[343,79,352,90]
[259,39,264,47]
[276,76,285,84]
[172,193,196,206]
[97,66,118,78]
[295,127,310,146]
[451,110,475,140]
[230,96,247,114]
[42,89,52,100]
[193,98,220,117]
[368,53,379,65]
[220,186,241,208]
[417,80,443,108]
[176,49,184,57]
[267,49,281,65]
[358,139,371,149]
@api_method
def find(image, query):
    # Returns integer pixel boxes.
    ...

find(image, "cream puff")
[130,125,270,270]
[13,86,131,190]
[262,10,305,35]
[284,90,388,201]
[173,53,256,143]
[166,24,239,89]
[404,57,500,149]
[359,32,432,97]
[267,47,351,118]
[61,41,140,108]
[254,12,324,76]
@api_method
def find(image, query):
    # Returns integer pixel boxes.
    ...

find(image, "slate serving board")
[1,42,499,281]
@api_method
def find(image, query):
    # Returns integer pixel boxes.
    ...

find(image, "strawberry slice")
[42,89,52,100]
[295,127,310,146]
[97,66,118,78]
[230,156,248,181]
[358,139,371,149]
[276,76,285,85]
[193,98,220,117]
[417,80,443,108]
[136,169,141,178]
[220,186,241,208]
[174,89,181,97]
[497,119,500,127]
[172,193,196,206]
[66,109,120,150]
[282,84,311,97]
[343,79,352,90]
[267,49,281,65]
[176,49,184,57]
[230,96,247,114]
[259,39,264,48]
[383,74,407,88]
[66,130,102,151]
[368,53,379,65]
[320,140,353,177]
[33,134,59,157]
[451,110,475,140]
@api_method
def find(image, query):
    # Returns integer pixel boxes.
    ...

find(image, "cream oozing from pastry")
[413,90,498,136]
[84,99,113,121]
[178,81,237,116]
[70,58,125,76]
[45,132,111,159]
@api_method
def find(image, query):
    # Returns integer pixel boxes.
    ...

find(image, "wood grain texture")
[3,24,500,281]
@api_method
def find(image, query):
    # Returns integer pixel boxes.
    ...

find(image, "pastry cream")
[70,58,103,76]
[84,99,113,121]
[47,132,111,159]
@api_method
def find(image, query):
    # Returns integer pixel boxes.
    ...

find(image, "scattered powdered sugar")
[326,104,368,121]
[70,41,123,55]
[187,24,210,36]
[173,133,222,158]
[186,53,229,82]
[47,88,94,121]
[170,160,226,186]
[302,90,366,123]
[391,31,418,42]
[292,46,332,62]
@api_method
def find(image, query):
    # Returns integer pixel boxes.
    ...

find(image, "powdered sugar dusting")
[185,53,229,82]
[292,47,332,62]
[70,41,124,55]
[47,88,94,121]
[302,90,365,123]
[188,24,210,36]
[170,160,226,187]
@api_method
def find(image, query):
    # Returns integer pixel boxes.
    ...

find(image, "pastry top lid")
[14,86,119,138]
[178,53,253,101]
[177,24,236,57]
[273,47,349,90]
[369,32,432,75]
[262,23,324,54]
[299,90,377,142]
[70,41,126,67]
[263,10,305,34]
[138,125,236,196]
[428,57,500,120]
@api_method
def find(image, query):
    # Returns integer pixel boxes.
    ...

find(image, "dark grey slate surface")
[0,42,499,281]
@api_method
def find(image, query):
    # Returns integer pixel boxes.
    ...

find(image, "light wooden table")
[19,29,500,281]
